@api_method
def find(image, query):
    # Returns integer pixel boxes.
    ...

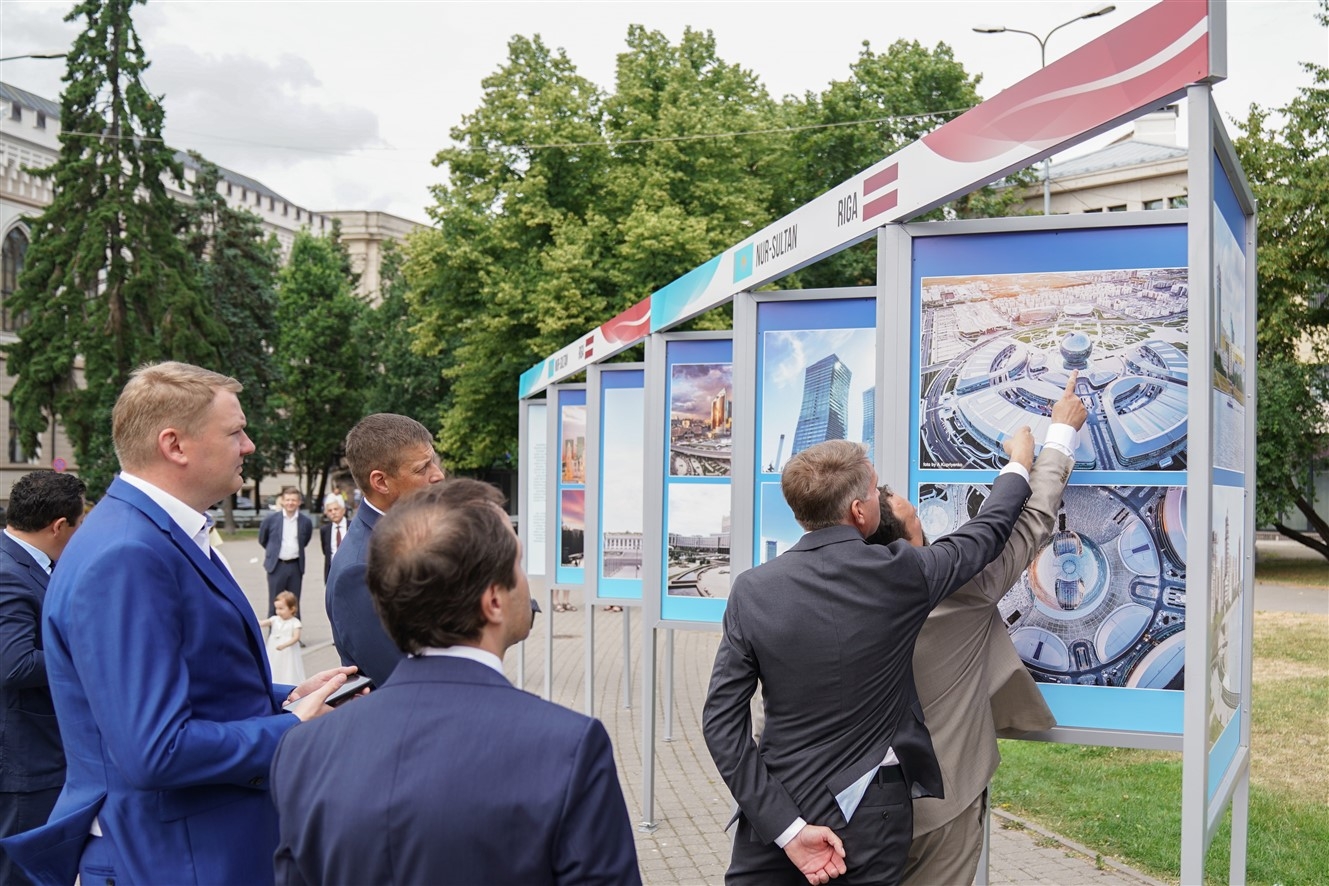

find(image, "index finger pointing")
[1064,370,1079,395]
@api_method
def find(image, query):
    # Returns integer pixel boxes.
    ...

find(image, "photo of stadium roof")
[918,482,1188,690]
[918,268,1189,472]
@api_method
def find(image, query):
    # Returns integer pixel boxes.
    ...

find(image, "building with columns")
[1,81,421,501]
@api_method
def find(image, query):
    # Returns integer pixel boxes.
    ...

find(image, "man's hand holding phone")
[282,666,371,722]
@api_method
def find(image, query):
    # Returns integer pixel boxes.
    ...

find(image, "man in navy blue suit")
[0,362,355,886]
[258,487,313,616]
[325,413,444,685]
[272,483,641,885]
[0,470,85,885]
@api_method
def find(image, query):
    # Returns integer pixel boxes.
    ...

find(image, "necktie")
[334,524,343,548]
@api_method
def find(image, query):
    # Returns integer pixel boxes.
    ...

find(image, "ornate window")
[1,227,30,332]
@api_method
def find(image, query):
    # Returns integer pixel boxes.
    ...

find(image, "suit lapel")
[108,480,270,673]
[1,534,50,592]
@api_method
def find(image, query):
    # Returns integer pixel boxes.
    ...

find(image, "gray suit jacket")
[702,471,1030,845]
[909,449,1068,836]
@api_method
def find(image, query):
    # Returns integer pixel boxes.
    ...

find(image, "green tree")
[3,0,221,494]
[1235,0,1329,559]
[273,230,365,504]
[359,239,447,422]
[409,34,611,469]
[181,153,283,522]
[778,39,1028,289]
[411,29,780,468]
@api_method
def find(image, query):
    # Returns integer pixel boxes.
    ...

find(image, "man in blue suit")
[0,362,356,886]
[325,413,444,685]
[0,470,86,885]
[272,484,641,885]
[258,487,313,616]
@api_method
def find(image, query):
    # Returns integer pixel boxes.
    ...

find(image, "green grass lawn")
[991,611,1328,885]
[1253,556,1329,588]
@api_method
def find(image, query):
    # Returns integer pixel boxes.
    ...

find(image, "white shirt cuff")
[774,817,807,849]
[1043,422,1078,458]
[998,461,1030,484]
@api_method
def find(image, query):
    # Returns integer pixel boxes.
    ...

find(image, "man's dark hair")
[6,470,86,532]
[864,485,909,547]
[367,481,517,653]
[343,413,435,493]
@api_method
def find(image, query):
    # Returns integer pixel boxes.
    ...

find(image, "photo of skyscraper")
[760,326,874,473]
[670,363,734,476]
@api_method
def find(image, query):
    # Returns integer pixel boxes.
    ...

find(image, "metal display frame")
[515,397,548,692]
[583,363,646,717]
[733,286,877,573]
[514,4,1251,879]
[544,383,587,702]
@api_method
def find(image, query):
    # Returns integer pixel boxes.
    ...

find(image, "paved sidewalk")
[220,536,1167,886]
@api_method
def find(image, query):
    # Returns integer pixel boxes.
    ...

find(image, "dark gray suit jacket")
[702,470,1030,845]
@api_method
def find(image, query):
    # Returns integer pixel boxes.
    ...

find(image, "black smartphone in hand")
[283,674,373,711]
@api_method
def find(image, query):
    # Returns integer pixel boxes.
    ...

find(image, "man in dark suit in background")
[0,470,86,885]
[325,414,444,685]
[867,374,1085,886]
[259,486,313,615]
[318,493,349,582]
[272,484,641,885]
[703,433,1033,886]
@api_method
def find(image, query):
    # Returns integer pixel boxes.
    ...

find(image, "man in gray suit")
[703,431,1034,885]
[868,373,1086,885]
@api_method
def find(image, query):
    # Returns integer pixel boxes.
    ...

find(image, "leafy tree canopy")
[4,0,221,494]
[273,230,366,503]
[410,27,991,469]
[1235,0,1329,558]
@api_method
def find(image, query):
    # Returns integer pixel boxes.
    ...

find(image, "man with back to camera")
[0,470,86,886]
[259,486,313,615]
[319,492,349,582]
[703,430,1034,886]
[865,373,1086,885]
[271,481,641,885]
[0,362,356,886]
[325,413,445,686]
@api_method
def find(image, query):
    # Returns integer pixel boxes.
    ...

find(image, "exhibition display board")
[902,218,1191,740]
[518,4,1253,880]
[587,365,647,604]
[643,334,735,629]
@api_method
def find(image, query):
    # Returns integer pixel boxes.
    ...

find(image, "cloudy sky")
[2,1,1322,224]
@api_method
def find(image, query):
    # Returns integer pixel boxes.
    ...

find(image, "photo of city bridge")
[666,485,731,598]
[918,268,1189,473]
[670,363,733,477]
[918,482,1188,690]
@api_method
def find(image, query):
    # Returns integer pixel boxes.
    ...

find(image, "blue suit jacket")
[0,478,297,886]
[0,533,64,793]
[324,505,403,685]
[271,655,641,885]
[258,510,313,574]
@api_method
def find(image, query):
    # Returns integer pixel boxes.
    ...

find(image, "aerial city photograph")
[919,482,1189,691]
[918,267,1189,473]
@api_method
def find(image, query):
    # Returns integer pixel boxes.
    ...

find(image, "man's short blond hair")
[112,362,242,472]
[780,440,874,531]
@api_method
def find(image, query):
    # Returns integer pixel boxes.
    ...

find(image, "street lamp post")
[974,5,1116,215]
[0,53,66,63]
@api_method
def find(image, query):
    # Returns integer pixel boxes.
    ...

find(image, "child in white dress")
[260,591,306,684]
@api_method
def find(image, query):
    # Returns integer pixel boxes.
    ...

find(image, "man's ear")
[159,428,187,466]
[367,468,392,497]
[480,583,505,626]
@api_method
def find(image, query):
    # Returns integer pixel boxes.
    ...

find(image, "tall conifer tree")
[5,0,221,494]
